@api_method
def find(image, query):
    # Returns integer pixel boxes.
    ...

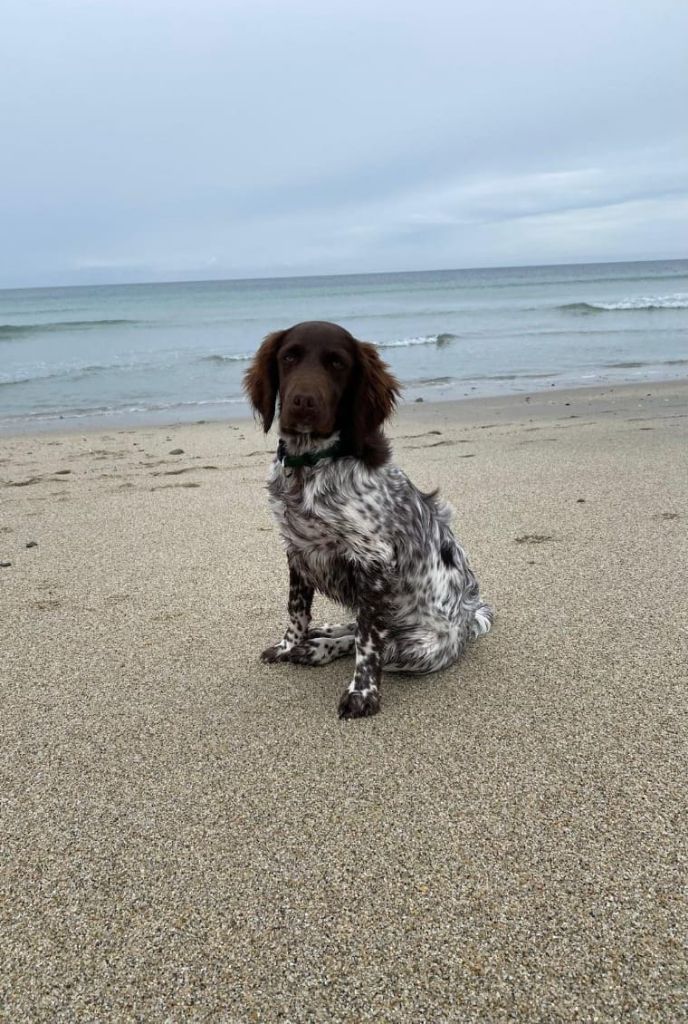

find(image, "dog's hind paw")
[260,640,319,665]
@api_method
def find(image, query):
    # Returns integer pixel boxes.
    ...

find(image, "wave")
[0,365,108,388]
[199,332,458,365]
[408,375,454,387]
[200,353,253,364]
[0,306,91,317]
[597,362,688,374]
[0,359,161,388]
[0,318,141,340]
[0,395,247,426]
[378,332,457,349]
[559,294,688,313]
[468,370,560,382]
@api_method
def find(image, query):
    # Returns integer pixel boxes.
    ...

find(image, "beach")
[1,380,687,1021]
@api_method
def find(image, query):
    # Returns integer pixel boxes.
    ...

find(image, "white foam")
[594,294,688,310]
[378,332,456,349]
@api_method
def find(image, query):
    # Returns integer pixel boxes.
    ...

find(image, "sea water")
[1,259,686,432]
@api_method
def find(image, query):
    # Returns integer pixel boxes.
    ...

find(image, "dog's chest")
[270,495,355,603]
[267,467,385,602]
[269,482,352,557]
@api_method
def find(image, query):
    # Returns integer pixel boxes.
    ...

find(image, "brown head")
[243,321,400,467]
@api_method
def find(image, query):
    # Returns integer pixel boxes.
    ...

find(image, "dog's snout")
[291,393,317,410]
[286,390,322,423]
[282,387,326,431]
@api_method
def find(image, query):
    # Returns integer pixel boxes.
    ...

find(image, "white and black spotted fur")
[245,321,493,719]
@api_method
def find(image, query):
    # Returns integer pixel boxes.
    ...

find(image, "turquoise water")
[1,259,686,432]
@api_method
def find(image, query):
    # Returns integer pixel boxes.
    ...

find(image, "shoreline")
[3,256,686,441]
[1,374,687,441]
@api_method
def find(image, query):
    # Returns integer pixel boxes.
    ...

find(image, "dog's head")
[244,321,399,463]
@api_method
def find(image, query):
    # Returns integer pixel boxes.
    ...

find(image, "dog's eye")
[282,351,298,365]
[329,356,345,371]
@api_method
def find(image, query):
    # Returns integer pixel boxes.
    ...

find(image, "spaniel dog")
[244,320,492,719]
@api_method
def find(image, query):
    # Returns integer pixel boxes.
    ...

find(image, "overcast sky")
[1,0,687,287]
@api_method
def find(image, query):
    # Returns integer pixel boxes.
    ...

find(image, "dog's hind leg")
[278,621,357,665]
[305,621,357,639]
[384,627,468,674]
[283,634,355,665]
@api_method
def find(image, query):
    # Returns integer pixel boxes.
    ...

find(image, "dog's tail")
[471,601,494,637]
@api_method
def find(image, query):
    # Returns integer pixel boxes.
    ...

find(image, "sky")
[1,0,687,287]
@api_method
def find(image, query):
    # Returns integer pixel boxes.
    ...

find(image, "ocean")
[1,259,686,433]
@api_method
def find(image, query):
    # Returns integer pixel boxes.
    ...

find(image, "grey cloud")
[1,0,686,286]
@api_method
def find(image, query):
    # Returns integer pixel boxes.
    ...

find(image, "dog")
[244,320,492,718]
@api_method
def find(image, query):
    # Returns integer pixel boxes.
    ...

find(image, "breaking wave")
[378,332,457,349]
[560,295,688,313]
[200,353,253,364]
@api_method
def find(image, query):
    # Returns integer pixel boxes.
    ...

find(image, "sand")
[1,381,687,1022]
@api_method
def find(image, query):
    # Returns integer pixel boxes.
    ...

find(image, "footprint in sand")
[5,476,39,487]
[396,430,443,440]
[150,482,202,490]
[405,439,461,450]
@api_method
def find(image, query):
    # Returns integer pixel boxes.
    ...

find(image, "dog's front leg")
[261,561,313,663]
[338,578,388,719]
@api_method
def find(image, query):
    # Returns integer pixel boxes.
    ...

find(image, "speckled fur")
[264,431,493,718]
[245,321,493,719]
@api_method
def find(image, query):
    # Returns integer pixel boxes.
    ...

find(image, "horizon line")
[1,253,687,294]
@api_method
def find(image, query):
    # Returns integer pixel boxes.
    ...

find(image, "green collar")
[277,438,344,469]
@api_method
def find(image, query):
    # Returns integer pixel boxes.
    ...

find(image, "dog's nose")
[291,393,317,410]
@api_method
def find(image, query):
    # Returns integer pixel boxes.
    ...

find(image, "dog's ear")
[243,329,287,432]
[347,341,400,455]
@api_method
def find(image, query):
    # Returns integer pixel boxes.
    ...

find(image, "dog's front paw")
[260,641,292,664]
[338,685,380,719]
